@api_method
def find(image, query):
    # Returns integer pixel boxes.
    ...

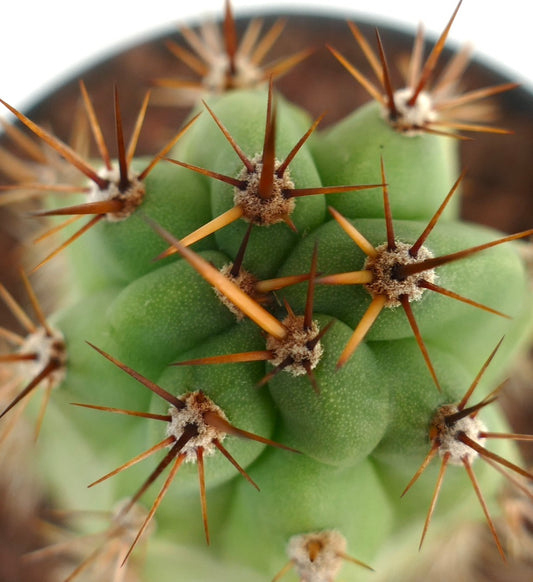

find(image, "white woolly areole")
[87,166,145,222]
[265,313,323,376]
[234,154,295,225]
[381,88,438,136]
[432,404,488,467]
[214,263,259,320]
[203,53,264,93]
[165,391,228,463]
[18,326,67,388]
[287,530,347,582]
[364,241,436,308]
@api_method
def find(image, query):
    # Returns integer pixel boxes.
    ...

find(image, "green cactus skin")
[1,5,533,582]
[311,100,460,221]
[82,161,215,285]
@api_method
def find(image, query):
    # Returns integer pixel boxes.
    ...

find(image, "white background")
[0,1,531,112]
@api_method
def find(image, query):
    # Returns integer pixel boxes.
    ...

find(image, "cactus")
[1,2,533,581]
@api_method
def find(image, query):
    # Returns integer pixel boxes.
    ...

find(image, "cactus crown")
[0,2,532,582]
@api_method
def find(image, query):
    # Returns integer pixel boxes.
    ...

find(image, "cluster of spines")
[0,83,201,272]
[24,499,152,582]
[153,0,312,104]
[157,78,383,261]
[327,0,517,137]
[0,2,532,581]
[72,342,299,559]
[401,338,533,561]
[0,269,67,441]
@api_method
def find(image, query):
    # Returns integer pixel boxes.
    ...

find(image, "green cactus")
[1,2,533,581]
